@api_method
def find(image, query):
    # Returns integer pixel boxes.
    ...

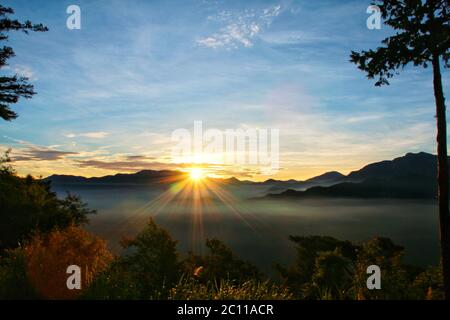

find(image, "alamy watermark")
[367,5,381,30]
[366,265,381,289]
[66,5,81,30]
[66,265,81,290]
[171,121,280,175]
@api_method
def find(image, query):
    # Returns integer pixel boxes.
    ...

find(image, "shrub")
[352,237,412,300]
[109,218,181,299]
[22,226,113,299]
[184,238,262,284]
[169,277,292,300]
[0,250,37,299]
[412,266,444,300]
[0,157,94,251]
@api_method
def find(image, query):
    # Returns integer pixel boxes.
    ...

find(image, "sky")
[0,0,448,181]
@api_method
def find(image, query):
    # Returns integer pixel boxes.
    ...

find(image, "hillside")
[266,152,441,199]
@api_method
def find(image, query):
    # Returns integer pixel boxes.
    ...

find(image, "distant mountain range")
[266,152,441,200]
[44,166,345,193]
[45,169,188,187]
[45,152,442,199]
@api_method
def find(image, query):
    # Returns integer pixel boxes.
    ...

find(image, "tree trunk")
[433,53,450,299]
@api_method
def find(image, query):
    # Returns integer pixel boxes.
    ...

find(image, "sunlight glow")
[103,165,267,255]
[189,168,204,181]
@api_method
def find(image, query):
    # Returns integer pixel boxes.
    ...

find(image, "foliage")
[307,249,353,299]
[81,259,141,300]
[0,250,37,299]
[0,211,445,300]
[276,235,357,298]
[350,0,449,86]
[276,235,443,300]
[121,218,181,298]
[0,152,95,251]
[183,238,262,284]
[0,155,445,301]
[0,148,13,174]
[0,5,48,120]
[86,218,182,299]
[352,237,415,299]
[169,277,292,300]
[22,226,113,299]
[412,265,444,300]
[350,0,449,298]
[84,225,265,299]
[0,226,113,299]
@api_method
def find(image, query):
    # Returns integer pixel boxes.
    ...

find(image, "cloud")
[75,158,190,172]
[5,65,37,81]
[242,84,436,177]
[259,30,332,45]
[65,132,110,139]
[344,114,386,124]
[197,5,281,49]
[124,155,157,161]
[73,155,254,177]
[208,167,261,179]
[11,147,78,162]
[76,159,164,171]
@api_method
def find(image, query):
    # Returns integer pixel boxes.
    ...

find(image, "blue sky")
[0,0,448,180]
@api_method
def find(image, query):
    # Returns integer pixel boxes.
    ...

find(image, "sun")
[189,168,204,181]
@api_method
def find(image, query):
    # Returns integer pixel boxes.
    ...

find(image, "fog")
[54,186,440,276]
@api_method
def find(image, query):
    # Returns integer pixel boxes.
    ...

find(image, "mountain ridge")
[265,152,442,200]
[44,152,439,199]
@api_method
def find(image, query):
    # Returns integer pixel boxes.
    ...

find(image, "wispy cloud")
[75,158,174,171]
[344,114,386,124]
[65,132,110,139]
[197,5,281,49]
[259,30,332,45]
[4,64,37,81]
[11,147,78,162]
[243,84,436,178]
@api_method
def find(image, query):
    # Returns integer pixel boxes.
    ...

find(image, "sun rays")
[189,167,204,181]
[101,165,272,254]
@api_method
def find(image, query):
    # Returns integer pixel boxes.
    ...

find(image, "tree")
[183,238,262,284]
[276,236,358,298]
[0,152,95,251]
[352,237,413,299]
[22,226,113,299]
[119,218,181,298]
[350,0,450,298]
[310,250,353,299]
[0,5,47,121]
[0,249,37,299]
[0,226,113,300]
[412,265,444,299]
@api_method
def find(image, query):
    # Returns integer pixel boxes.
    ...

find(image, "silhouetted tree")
[276,236,358,298]
[119,218,181,298]
[352,237,413,299]
[0,152,95,251]
[184,238,262,284]
[0,5,47,121]
[350,0,450,298]
[23,226,113,299]
[0,226,113,299]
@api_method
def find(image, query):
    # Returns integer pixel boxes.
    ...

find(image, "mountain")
[45,152,438,199]
[45,169,188,187]
[346,152,436,182]
[306,171,345,184]
[45,169,344,191]
[258,173,344,194]
[265,152,440,200]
